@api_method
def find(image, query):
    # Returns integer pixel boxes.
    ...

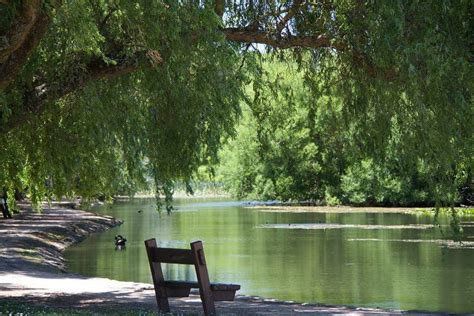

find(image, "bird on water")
[115,235,127,250]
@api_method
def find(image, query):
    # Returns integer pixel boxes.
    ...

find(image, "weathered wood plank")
[154,248,194,264]
[210,283,240,291]
[191,241,216,316]
[163,280,199,288]
[145,238,240,316]
[164,287,191,297]
[144,239,170,312]
[212,289,238,301]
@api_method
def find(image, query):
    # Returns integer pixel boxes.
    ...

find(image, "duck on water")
[115,235,127,250]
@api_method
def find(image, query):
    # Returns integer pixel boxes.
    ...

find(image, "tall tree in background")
[0,1,472,210]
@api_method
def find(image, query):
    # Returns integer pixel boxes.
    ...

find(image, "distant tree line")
[217,60,472,207]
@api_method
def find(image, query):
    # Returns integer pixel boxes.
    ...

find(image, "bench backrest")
[148,246,195,264]
[144,238,215,313]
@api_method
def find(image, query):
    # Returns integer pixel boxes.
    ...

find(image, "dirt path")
[0,202,449,315]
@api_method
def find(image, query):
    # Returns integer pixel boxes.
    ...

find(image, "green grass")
[0,302,90,316]
[0,301,188,316]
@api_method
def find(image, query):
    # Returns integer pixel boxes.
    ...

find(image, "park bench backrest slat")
[152,248,195,264]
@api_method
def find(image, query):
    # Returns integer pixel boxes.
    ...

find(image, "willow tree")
[0,1,472,212]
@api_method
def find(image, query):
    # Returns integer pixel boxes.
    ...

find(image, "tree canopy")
[0,1,472,210]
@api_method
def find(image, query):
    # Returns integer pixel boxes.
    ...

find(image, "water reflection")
[64,198,474,313]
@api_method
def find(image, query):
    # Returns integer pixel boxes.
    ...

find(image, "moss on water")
[411,207,474,216]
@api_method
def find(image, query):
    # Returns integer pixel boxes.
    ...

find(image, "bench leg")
[202,300,216,316]
[145,239,171,313]
[156,296,170,313]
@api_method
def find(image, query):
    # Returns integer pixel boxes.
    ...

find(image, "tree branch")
[1,50,163,133]
[214,0,224,17]
[222,27,340,50]
[0,0,50,91]
[0,0,396,130]
[275,0,304,34]
[0,0,41,63]
[223,27,397,80]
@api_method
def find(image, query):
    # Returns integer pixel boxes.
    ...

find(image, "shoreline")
[0,201,123,273]
[0,202,457,315]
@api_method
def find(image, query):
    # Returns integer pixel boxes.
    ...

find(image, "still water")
[65,198,474,313]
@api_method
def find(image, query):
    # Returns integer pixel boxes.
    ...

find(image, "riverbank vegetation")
[216,60,472,208]
[0,1,471,214]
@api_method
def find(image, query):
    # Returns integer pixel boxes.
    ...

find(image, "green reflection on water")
[64,198,474,313]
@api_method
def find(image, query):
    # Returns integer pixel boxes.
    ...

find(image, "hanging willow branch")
[1,49,163,133]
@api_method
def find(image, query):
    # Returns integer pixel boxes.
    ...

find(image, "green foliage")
[0,1,245,209]
[218,53,472,208]
[217,107,262,199]
[0,1,471,212]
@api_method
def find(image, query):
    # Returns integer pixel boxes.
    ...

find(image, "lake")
[64,198,474,313]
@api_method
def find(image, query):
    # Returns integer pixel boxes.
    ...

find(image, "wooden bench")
[144,238,240,316]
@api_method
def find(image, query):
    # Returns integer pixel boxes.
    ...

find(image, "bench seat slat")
[162,281,239,301]
[162,281,240,291]
[163,281,199,288]
[164,287,192,298]
[212,289,238,301]
[210,283,241,291]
